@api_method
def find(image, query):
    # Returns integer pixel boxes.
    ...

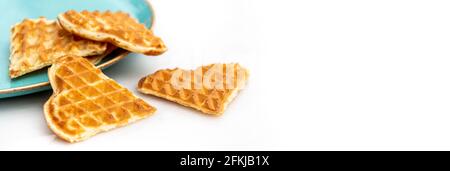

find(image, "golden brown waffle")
[44,56,156,143]
[9,17,107,78]
[58,10,167,56]
[138,64,249,115]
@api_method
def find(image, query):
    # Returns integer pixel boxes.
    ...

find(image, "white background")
[2,0,450,150]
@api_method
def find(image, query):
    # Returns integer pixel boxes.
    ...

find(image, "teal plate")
[0,0,154,99]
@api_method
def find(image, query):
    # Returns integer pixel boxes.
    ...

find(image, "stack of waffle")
[10,10,166,79]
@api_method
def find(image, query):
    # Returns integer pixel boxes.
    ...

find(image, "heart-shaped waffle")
[44,56,156,143]
[9,17,107,78]
[58,10,166,56]
[138,63,249,115]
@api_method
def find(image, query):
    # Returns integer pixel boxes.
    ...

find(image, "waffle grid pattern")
[59,10,166,55]
[47,57,155,138]
[139,64,248,115]
[9,18,107,78]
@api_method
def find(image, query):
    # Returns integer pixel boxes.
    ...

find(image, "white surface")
[2,0,450,150]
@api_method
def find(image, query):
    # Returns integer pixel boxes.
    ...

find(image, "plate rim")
[0,0,155,95]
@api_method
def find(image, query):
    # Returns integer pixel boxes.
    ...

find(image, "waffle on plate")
[9,17,107,78]
[58,10,166,56]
